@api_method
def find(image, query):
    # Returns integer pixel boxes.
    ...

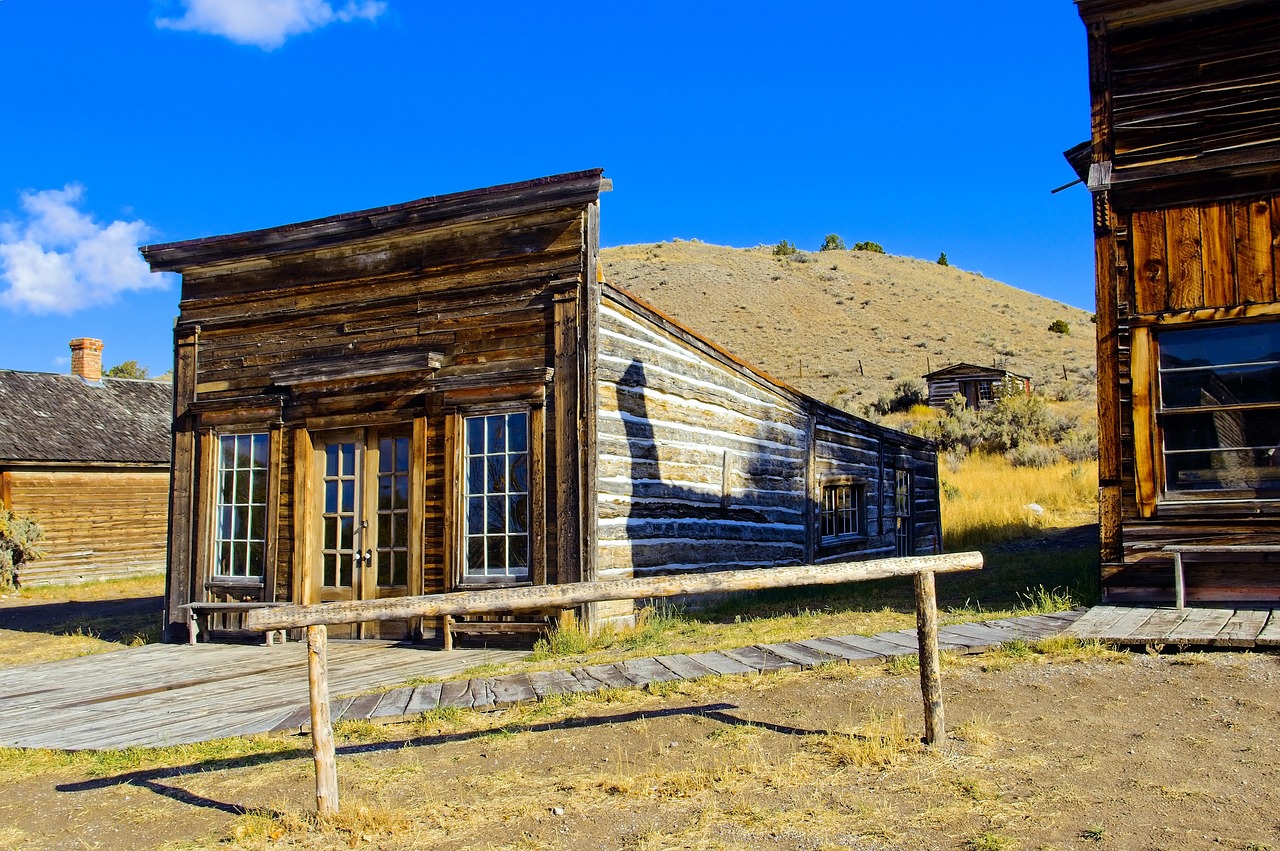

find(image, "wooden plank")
[1120,608,1192,644]
[618,657,682,685]
[826,633,908,659]
[1063,605,1138,639]
[372,687,413,719]
[1165,608,1234,644]
[568,668,611,692]
[1131,209,1169,313]
[797,636,883,664]
[1255,610,1280,646]
[760,642,839,669]
[579,664,634,689]
[1165,205,1205,310]
[1200,202,1236,307]
[439,680,472,708]
[653,654,720,680]
[687,651,756,677]
[466,679,496,710]
[1211,609,1270,647]
[341,691,385,721]
[489,675,537,708]
[719,646,798,673]
[1234,199,1272,303]
[528,669,589,698]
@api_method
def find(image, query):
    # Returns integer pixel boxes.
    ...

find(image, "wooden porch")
[1063,605,1280,648]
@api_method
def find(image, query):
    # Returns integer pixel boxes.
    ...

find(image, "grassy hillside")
[601,241,1096,414]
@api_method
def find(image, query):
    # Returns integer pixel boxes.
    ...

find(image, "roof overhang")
[1076,0,1264,27]
[141,169,609,274]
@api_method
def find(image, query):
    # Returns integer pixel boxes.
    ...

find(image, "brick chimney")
[69,338,104,383]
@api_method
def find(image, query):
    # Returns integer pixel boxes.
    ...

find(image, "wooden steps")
[0,610,1090,750]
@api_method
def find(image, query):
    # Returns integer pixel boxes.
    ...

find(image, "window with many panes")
[462,411,530,582]
[215,433,269,578]
[1156,320,1280,498]
[377,435,411,586]
[820,480,866,542]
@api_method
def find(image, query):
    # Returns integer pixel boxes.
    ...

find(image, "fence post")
[307,624,339,816]
[913,569,946,746]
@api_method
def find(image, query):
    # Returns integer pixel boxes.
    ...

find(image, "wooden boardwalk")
[1063,605,1280,648]
[0,611,1084,751]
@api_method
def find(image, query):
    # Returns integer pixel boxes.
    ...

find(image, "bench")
[1161,544,1280,608]
[179,602,290,645]
[442,613,556,651]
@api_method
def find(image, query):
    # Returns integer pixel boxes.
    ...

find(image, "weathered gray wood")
[653,654,720,680]
[825,633,905,659]
[758,642,838,669]
[719,646,799,673]
[797,636,884,664]
[687,651,756,676]
[245,552,984,631]
[1166,607,1234,644]
[915,570,945,746]
[1255,610,1280,646]
[1063,605,1145,640]
[1211,609,1270,647]
[619,657,682,684]
[1122,608,1193,644]
[373,687,413,719]
[306,625,338,817]
[489,675,537,708]
[528,669,589,697]
[580,664,634,689]
[439,680,473,709]
[404,683,443,714]
[342,691,385,721]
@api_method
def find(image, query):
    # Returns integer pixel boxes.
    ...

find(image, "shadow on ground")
[0,595,163,644]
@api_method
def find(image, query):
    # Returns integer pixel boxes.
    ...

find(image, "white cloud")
[0,185,167,314]
[155,0,387,50]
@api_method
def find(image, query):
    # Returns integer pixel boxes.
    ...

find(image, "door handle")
[364,549,373,564]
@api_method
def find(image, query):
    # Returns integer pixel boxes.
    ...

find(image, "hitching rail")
[244,551,983,816]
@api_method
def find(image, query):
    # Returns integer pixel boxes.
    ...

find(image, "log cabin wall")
[2,466,169,584]
[595,284,940,614]
[1079,0,1280,603]
[143,171,606,641]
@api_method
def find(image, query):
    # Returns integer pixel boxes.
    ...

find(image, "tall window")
[215,433,269,578]
[1156,321,1280,497]
[821,481,866,542]
[377,435,411,587]
[463,411,530,582]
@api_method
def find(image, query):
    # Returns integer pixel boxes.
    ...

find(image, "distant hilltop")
[601,241,1097,415]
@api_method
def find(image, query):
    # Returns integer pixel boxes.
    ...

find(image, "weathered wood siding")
[597,285,940,585]
[5,467,169,585]
[596,288,809,578]
[146,172,607,640]
[1081,1,1280,603]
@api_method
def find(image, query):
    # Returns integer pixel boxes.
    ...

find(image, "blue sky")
[0,1,1093,376]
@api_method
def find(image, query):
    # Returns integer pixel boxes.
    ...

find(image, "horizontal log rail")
[245,552,982,632]
[260,551,983,817]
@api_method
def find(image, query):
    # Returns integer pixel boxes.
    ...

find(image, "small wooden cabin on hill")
[1076,0,1280,603]
[0,339,172,585]
[922,363,1032,410]
[141,170,941,643]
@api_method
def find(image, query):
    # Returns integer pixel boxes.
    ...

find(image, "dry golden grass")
[940,454,1097,551]
[0,628,122,668]
[11,573,165,602]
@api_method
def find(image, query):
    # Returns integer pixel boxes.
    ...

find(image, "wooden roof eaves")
[599,282,935,453]
[1076,0,1263,27]
[923,363,1029,381]
[141,169,607,273]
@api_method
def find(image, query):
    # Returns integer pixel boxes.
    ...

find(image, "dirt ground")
[2,645,1278,851]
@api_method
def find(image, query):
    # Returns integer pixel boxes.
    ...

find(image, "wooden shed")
[921,363,1032,410]
[0,339,172,585]
[1077,0,1280,603]
[141,170,941,643]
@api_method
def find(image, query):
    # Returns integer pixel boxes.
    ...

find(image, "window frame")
[818,476,869,550]
[1133,310,1280,516]
[210,430,273,583]
[449,403,544,589]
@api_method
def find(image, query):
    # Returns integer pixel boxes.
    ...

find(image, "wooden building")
[141,170,941,643]
[921,363,1032,410]
[0,339,172,585]
[1076,0,1280,603]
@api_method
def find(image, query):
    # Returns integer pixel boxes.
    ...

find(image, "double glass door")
[314,427,412,638]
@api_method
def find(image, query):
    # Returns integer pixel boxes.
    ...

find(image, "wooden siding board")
[1131,209,1168,313]
[1234,199,1273,304]
[1165,206,1206,310]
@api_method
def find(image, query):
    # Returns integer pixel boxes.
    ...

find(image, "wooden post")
[306,624,339,816]
[913,569,946,746]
